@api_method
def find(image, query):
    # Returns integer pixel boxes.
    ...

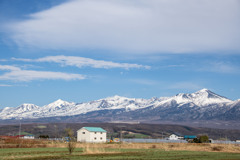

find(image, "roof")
[184,135,197,139]
[170,134,180,137]
[171,133,183,137]
[82,127,107,132]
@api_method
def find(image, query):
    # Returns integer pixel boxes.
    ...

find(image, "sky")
[0,0,240,108]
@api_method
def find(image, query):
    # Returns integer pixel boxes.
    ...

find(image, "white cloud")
[0,65,85,82]
[6,0,240,54]
[12,55,150,69]
[0,65,20,71]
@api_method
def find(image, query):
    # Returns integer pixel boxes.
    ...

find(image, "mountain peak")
[21,103,36,106]
[46,99,72,107]
[54,99,65,103]
[194,88,219,97]
[172,88,232,106]
[195,88,221,97]
[198,88,210,92]
[105,95,128,100]
[193,89,231,105]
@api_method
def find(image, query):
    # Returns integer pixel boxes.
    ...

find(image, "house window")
[82,132,85,134]
[95,132,97,134]
[100,137,102,140]
[94,137,97,140]
[100,132,102,134]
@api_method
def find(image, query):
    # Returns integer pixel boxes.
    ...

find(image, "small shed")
[77,127,107,143]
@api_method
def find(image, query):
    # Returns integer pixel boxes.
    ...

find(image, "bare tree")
[65,128,76,155]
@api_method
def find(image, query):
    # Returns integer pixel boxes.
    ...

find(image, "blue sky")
[0,0,240,108]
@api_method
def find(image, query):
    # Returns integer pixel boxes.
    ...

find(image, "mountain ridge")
[0,89,239,121]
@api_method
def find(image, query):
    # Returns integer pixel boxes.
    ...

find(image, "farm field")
[0,143,240,160]
[0,147,240,160]
[1,138,240,159]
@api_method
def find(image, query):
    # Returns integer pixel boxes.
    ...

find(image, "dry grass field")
[74,142,240,153]
[1,138,240,160]
[1,138,240,153]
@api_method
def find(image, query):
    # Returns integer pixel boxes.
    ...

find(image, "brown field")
[1,138,240,153]
[73,142,240,153]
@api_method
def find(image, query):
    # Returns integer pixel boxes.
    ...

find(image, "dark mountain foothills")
[0,123,239,141]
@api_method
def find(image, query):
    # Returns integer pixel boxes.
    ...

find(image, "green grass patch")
[108,132,150,139]
[0,148,239,160]
[0,148,82,160]
[132,133,149,138]
[36,125,47,129]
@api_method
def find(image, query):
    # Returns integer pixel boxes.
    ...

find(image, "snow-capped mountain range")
[0,89,239,121]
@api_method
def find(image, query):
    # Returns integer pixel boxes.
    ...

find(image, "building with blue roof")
[83,127,107,132]
[184,135,197,139]
[77,127,107,143]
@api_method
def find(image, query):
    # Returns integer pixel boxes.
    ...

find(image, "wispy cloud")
[0,84,12,87]
[0,65,20,71]
[199,62,239,74]
[158,65,185,69]
[12,55,150,69]
[0,65,85,82]
[6,0,240,54]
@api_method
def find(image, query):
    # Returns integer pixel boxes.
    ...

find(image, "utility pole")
[118,125,125,143]
[18,118,22,148]
[120,128,122,143]
[18,118,22,138]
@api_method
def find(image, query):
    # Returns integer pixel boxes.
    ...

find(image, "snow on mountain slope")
[58,95,154,116]
[228,99,240,108]
[148,89,232,110]
[0,89,237,120]
[34,99,76,117]
[0,104,39,119]
[157,89,232,107]
[0,96,152,119]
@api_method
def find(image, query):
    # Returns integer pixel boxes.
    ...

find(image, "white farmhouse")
[77,127,107,143]
[168,134,183,140]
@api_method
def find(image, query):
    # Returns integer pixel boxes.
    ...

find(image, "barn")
[77,127,107,143]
